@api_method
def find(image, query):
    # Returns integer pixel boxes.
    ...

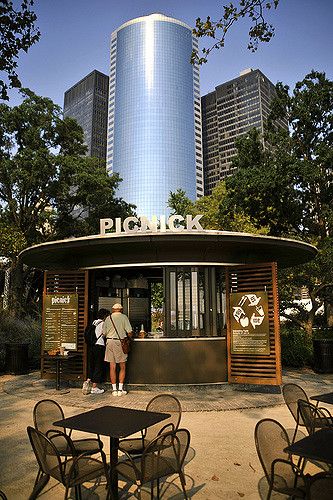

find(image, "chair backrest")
[307,473,333,500]
[254,418,291,481]
[297,399,331,435]
[33,399,65,434]
[141,428,190,483]
[282,383,309,426]
[145,394,182,442]
[27,426,63,481]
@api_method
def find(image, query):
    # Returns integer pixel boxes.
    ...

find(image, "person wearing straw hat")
[103,303,133,396]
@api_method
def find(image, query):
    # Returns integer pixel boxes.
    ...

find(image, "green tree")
[0,0,40,100]
[192,0,279,65]
[0,89,134,314]
[168,180,268,234]
[221,71,333,336]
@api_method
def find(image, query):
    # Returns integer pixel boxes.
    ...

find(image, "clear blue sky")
[8,0,333,107]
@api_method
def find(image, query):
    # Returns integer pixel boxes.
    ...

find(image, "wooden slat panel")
[226,262,282,386]
[41,271,89,382]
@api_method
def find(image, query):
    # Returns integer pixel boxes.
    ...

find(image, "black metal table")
[284,428,333,466]
[54,405,170,498]
[310,391,333,407]
[43,353,79,392]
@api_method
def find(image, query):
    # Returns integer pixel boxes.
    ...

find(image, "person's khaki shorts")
[105,339,128,363]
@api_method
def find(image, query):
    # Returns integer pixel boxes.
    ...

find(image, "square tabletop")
[310,392,333,406]
[53,405,171,439]
[284,428,333,465]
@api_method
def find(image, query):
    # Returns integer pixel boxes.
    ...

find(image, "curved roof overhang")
[19,230,317,271]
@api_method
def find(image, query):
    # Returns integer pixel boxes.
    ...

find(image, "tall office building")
[107,13,203,217]
[201,69,287,195]
[64,70,109,160]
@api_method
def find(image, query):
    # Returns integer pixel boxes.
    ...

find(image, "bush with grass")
[0,310,42,372]
[281,323,313,368]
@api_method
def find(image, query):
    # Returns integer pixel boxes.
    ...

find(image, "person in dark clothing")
[85,308,109,394]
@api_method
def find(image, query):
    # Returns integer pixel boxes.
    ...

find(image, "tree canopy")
[0,89,134,313]
[223,71,333,335]
[0,0,40,100]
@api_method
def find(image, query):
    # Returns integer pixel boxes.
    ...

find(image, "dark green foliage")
[0,0,41,100]
[0,310,41,371]
[0,89,135,315]
[281,324,313,367]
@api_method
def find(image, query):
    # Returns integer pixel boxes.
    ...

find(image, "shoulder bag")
[110,315,131,354]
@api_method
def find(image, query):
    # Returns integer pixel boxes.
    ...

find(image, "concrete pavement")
[1,368,332,499]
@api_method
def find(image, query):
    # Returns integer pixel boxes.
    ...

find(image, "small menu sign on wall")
[43,294,78,350]
[230,291,270,355]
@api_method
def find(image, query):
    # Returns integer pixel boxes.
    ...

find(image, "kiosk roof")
[20,231,317,270]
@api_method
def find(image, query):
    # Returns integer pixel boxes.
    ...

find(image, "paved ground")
[1,368,332,499]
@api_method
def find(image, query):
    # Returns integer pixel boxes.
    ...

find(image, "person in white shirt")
[88,308,109,394]
[103,303,133,396]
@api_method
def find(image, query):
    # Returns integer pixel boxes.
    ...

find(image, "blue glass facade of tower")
[107,14,203,218]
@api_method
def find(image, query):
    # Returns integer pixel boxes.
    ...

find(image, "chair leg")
[179,471,188,500]
[150,479,154,499]
[157,478,160,499]
[291,423,299,444]
[29,474,50,500]
[266,481,273,500]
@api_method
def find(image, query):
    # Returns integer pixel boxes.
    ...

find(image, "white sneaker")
[91,387,105,394]
[112,390,118,397]
[117,390,127,396]
[82,380,92,395]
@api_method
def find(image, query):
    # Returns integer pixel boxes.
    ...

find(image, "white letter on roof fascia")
[100,218,113,235]
[186,214,204,231]
[140,216,158,232]
[168,215,184,232]
[123,217,139,233]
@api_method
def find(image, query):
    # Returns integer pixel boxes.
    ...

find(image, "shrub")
[0,310,42,371]
[281,324,313,368]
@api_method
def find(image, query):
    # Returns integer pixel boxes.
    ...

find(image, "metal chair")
[254,418,306,500]
[120,394,182,456]
[307,472,333,500]
[282,383,309,442]
[33,399,108,482]
[297,399,333,435]
[117,428,190,499]
[27,426,109,500]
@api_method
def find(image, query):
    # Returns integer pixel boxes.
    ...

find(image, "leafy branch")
[191,0,279,65]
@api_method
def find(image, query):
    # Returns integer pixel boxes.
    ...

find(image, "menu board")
[230,291,270,355]
[43,294,78,350]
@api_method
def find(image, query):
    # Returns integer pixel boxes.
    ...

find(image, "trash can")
[313,338,333,374]
[5,343,29,375]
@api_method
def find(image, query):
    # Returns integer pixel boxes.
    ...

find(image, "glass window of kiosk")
[94,266,226,339]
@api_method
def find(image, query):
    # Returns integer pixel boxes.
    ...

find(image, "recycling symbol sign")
[230,291,270,355]
[232,293,265,329]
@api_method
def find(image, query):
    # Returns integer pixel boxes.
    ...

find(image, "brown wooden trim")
[272,262,282,384]
[226,262,281,386]
[42,270,88,382]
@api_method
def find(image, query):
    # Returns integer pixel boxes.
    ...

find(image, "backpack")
[84,320,104,346]
[84,323,97,346]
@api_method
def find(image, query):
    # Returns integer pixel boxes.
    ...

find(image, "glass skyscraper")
[107,13,203,217]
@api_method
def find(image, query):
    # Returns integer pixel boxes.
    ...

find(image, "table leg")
[56,359,60,391]
[110,437,119,499]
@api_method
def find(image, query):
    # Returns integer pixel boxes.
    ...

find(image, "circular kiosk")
[20,220,316,387]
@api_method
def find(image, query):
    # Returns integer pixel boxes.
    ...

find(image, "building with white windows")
[107,13,203,217]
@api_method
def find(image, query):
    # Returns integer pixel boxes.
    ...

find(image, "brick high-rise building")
[201,69,287,195]
[64,70,109,161]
